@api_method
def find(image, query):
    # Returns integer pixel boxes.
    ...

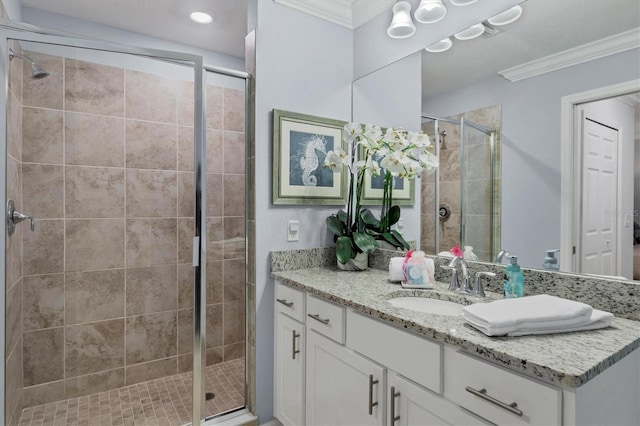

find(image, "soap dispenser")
[503,256,524,298]
[543,249,560,270]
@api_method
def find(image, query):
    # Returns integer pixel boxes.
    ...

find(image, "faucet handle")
[440,265,459,291]
[473,271,496,298]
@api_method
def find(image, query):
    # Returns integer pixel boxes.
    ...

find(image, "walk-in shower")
[3,22,250,426]
[421,108,501,262]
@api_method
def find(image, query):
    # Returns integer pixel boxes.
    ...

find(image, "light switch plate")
[288,220,299,242]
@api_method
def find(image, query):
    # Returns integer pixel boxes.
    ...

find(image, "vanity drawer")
[275,281,305,322]
[306,294,345,344]
[444,347,561,426]
[347,310,442,394]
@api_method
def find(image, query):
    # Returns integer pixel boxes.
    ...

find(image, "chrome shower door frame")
[0,20,211,425]
[421,114,497,259]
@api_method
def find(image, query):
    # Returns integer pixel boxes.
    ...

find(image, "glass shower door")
[460,118,497,262]
[2,27,213,426]
[199,69,247,421]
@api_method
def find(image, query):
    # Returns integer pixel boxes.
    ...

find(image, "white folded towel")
[461,294,613,337]
[506,309,614,336]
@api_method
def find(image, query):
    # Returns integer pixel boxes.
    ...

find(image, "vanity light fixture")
[387,1,416,39]
[190,11,213,24]
[450,0,478,5]
[414,0,447,24]
[487,5,523,26]
[425,37,452,53]
[454,23,485,40]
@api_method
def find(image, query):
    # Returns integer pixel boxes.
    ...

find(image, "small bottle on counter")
[543,249,560,270]
[503,256,524,298]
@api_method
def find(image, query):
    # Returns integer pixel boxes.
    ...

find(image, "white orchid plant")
[324,123,439,264]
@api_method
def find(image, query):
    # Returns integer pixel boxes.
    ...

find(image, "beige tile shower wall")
[6,40,24,426]
[19,52,246,408]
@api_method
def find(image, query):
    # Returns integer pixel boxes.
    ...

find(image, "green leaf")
[360,209,380,227]
[326,216,345,237]
[365,229,382,237]
[336,236,354,264]
[387,205,401,226]
[337,209,348,224]
[353,231,378,254]
[382,232,401,247]
[391,230,411,250]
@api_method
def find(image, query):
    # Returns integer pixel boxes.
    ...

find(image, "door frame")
[560,79,640,273]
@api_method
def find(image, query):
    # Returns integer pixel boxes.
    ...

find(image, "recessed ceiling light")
[190,12,213,24]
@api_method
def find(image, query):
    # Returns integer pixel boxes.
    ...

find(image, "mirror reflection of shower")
[421,108,501,263]
[8,48,49,79]
[439,130,448,150]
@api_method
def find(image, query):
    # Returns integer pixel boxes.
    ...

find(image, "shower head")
[9,48,49,79]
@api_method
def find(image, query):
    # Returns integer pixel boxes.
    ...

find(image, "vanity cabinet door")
[275,313,305,426]
[388,373,490,426]
[306,330,384,426]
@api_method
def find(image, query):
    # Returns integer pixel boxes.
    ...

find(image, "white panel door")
[580,117,618,275]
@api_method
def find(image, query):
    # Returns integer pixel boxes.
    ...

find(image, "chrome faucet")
[441,256,471,293]
[473,271,496,298]
[495,249,510,263]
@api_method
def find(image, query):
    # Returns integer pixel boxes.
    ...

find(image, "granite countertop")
[272,266,640,388]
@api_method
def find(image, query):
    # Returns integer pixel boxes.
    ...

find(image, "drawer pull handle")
[368,375,379,415]
[291,330,300,360]
[465,386,523,417]
[390,386,401,424]
[277,298,294,308]
[308,313,330,325]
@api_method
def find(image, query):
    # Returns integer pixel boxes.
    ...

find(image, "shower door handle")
[7,200,34,235]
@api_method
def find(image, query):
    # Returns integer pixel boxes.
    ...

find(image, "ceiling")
[18,0,640,93]
[18,0,391,59]
[421,0,640,98]
[19,0,249,58]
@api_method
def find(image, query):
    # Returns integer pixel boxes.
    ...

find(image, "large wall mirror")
[353,0,640,281]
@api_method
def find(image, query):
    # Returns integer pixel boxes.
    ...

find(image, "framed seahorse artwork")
[272,109,348,205]
[361,166,415,206]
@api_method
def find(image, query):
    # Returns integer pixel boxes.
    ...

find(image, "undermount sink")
[387,297,465,316]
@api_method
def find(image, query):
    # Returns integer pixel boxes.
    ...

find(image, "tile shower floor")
[18,358,245,426]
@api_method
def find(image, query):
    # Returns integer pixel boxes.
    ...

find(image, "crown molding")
[351,0,396,28]
[499,29,640,82]
[273,0,394,29]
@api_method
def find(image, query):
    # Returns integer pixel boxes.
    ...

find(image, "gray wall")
[252,1,354,422]
[423,48,640,269]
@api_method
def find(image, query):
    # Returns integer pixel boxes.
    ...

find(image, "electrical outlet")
[288,220,299,242]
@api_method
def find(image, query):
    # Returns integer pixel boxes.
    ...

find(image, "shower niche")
[420,105,501,262]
